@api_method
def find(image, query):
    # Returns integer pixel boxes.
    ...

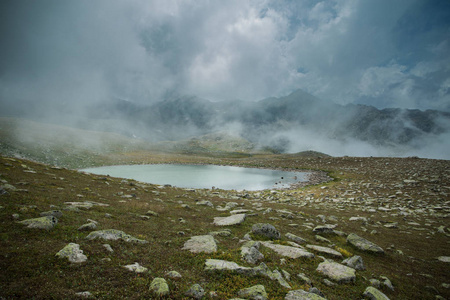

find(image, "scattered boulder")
[124,262,148,273]
[103,244,114,253]
[272,270,291,289]
[285,289,326,300]
[380,276,394,291]
[315,235,331,243]
[342,255,365,270]
[347,233,384,254]
[145,210,159,217]
[185,284,205,299]
[56,243,87,263]
[297,273,312,285]
[261,242,314,259]
[252,223,281,240]
[85,229,148,244]
[213,213,246,226]
[313,225,337,234]
[150,277,169,297]
[19,216,58,230]
[196,200,213,207]
[182,235,217,253]
[437,256,450,263]
[238,285,268,300]
[305,245,343,258]
[363,286,390,300]
[285,233,307,244]
[209,229,232,237]
[204,259,253,275]
[316,261,356,283]
[75,291,93,298]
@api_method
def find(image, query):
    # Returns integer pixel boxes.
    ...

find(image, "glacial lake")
[80,164,309,191]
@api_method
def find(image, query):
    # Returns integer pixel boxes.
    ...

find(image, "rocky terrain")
[0,153,449,299]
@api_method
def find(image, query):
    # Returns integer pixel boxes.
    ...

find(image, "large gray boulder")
[213,213,246,226]
[316,261,356,283]
[56,243,87,263]
[252,223,281,240]
[182,235,217,254]
[347,233,384,254]
[19,216,58,230]
[150,277,169,297]
[285,289,326,300]
[85,229,148,244]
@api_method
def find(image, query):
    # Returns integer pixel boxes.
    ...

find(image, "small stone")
[323,279,336,286]
[182,235,217,253]
[315,235,331,243]
[370,279,381,288]
[363,286,390,300]
[197,200,214,207]
[297,273,312,285]
[103,244,114,253]
[12,214,20,220]
[313,225,337,234]
[241,241,264,264]
[380,276,394,291]
[56,243,87,263]
[146,210,159,217]
[238,285,268,300]
[437,256,450,263]
[306,245,343,258]
[252,223,281,240]
[149,277,169,296]
[185,284,205,299]
[75,291,93,298]
[309,287,325,297]
[124,262,148,273]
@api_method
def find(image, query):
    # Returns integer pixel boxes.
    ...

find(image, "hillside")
[0,153,449,299]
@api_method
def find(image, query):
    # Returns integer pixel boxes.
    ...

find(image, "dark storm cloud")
[0,0,449,110]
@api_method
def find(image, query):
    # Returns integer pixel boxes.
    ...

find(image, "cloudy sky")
[1,0,449,111]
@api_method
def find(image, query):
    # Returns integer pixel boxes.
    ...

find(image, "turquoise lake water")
[80,164,309,191]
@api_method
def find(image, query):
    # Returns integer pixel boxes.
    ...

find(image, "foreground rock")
[241,241,264,264]
[150,277,169,296]
[19,216,58,230]
[261,242,314,259]
[363,286,390,300]
[316,261,356,283]
[285,289,326,300]
[85,229,148,244]
[56,243,87,263]
[213,213,246,226]
[238,285,268,300]
[347,233,384,254]
[182,235,217,253]
[252,223,281,240]
[124,262,148,273]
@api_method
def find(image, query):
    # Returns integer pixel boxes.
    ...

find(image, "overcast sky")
[1,0,449,111]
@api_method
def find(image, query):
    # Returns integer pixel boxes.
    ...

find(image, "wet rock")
[286,232,307,244]
[124,262,148,273]
[316,261,356,283]
[261,242,314,259]
[185,284,205,299]
[238,285,268,300]
[182,235,217,253]
[19,216,58,230]
[213,213,246,226]
[342,255,365,270]
[347,233,384,254]
[285,289,326,300]
[56,243,87,263]
[86,229,148,244]
[306,244,343,258]
[363,286,390,300]
[252,223,281,240]
[150,277,169,296]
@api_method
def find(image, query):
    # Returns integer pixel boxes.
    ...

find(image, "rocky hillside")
[0,153,449,299]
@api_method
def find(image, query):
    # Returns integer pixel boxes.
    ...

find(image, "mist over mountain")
[7,89,445,159]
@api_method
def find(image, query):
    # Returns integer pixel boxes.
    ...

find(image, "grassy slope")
[0,153,449,299]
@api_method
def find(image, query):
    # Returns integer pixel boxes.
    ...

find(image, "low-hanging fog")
[1,0,449,159]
